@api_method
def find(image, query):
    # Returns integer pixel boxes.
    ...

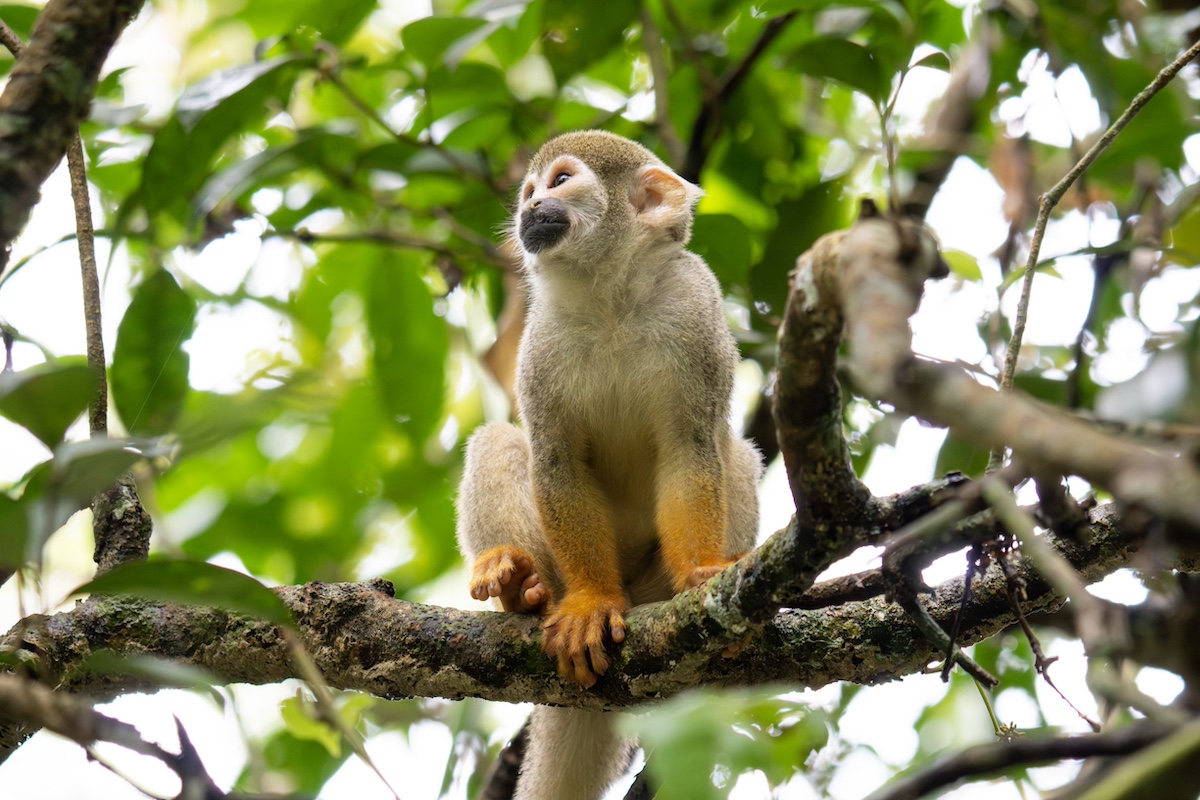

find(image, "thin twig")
[639,7,685,170]
[0,16,106,434]
[681,13,797,181]
[992,38,1200,469]
[864,721,1174,800]
[314,45,503,197]
[0,17,20,55]
[66,133,106,435]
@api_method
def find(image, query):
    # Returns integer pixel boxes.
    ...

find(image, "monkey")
[456,130,761,800]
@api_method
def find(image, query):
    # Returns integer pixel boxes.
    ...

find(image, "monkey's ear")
[631,165,703,243]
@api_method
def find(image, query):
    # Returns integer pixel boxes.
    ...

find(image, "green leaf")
[0,493,26,568]
[77,652,223,704]
[196,130,358,217]
[300,0,376,46]
[1167,204,1200,264]
[910,50,951,71]
[542,0,640,84]
[753,180,851,320]
[762,0,904,12]
[628,687,828,799]
[19,437,164,556]
[401,17,492,67]
[790,38,889,102]
[0,358,95,446]
[74,560,293,626]
[281,694,342,757]
[111,270,197,435]
[942,249,982,282]
[175,56,307,130]
[365,250,448,443]
[690,214,753,290]
[142,55,312,216]
[935,432,989,480]
[0,4,38,42]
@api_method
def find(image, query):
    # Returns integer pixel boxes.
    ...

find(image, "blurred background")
[0,0,1198,796]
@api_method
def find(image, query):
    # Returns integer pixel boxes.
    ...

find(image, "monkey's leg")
[655,447,737,591]
[528,430,627,687]
[724,435,763,556]
[457,422,557,614]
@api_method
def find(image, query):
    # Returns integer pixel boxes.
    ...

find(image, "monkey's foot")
[542,590,627,688]
[686,558,739,588]
[468,546,551,614]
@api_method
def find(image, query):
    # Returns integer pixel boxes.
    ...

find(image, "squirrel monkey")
[457,130,761,800]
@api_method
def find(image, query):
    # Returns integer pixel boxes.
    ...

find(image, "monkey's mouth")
[520,200,571,253]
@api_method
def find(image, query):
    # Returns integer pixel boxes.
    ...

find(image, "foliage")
[0,0,1198,797]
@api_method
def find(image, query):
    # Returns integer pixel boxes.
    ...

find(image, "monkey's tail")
[514,707,631,800]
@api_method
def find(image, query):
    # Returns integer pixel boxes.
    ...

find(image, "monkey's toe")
[687,560,736,588]
[468,546,547,613]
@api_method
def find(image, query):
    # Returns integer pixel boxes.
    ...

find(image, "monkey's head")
[514,131,702,266]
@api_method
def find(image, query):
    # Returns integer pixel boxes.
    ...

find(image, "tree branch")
[0,504,1145,763]
[865,720,1175,800]
[681,13,796,181]
[995,37,1200,408]
[794,211,1200,533]
[0,0,146,268]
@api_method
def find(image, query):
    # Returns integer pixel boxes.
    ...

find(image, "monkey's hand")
[468,546,551,614]
[542,589,627,688]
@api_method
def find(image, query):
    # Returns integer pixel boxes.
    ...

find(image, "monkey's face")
[516,155,607,257]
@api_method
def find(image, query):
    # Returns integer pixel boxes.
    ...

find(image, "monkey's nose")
[531,199,541,209]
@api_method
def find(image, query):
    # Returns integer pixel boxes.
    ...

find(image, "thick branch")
[798,215,1200,533]
[0,504,1143,763]
[774,230,875,532]
[0,0,145,266]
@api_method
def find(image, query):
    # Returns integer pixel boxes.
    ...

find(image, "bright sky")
[0,2,1197,798]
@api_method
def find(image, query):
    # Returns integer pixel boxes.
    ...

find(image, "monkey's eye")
[523,184,534,201]
[552,171,571,187]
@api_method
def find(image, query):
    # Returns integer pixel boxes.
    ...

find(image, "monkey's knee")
[725,436,762,555]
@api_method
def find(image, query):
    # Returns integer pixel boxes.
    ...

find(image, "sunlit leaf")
[111,269,196,435]
[790,38,889,102]
[542,0,640,84]
[365,250,448,443]
[74,560,293,626]
[942,249,982,282]
[0,358,94,446]
[401,16,492,67]
[142,54,312,215]
[281,694,342,757]
[910,50,951,72]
